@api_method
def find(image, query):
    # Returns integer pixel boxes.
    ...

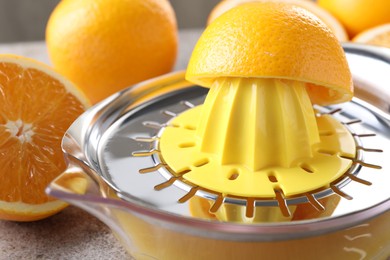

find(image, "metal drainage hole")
[300,163,315,173]
[317,149,336,156]
[268,173,278,183]
[178,142,196,148]
[178,168,192,175]
[193,158,209,167]
[184,125,196,130]
[228,169,240,180]
[319,130,334,136]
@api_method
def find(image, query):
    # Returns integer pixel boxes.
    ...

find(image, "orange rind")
[187,2,353,106]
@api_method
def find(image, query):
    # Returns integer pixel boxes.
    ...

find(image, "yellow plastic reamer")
[159,3,355,202]
[159,78,355,198]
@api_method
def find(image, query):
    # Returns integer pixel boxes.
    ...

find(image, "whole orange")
[46,0,178,104]
[318,0,390,38]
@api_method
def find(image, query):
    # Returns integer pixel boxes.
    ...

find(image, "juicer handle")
[47,155,133,211]
[46,165,135,249]
[46,165,103,201]
[48,70,195,245]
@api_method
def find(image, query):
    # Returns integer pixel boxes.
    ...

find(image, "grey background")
[0,0,220,43]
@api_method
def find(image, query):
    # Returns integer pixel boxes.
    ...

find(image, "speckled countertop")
[0,29,202,260]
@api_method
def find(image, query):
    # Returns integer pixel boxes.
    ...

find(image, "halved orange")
[352,23,390,48]
[188,2,353,105]
[0,54,89,221]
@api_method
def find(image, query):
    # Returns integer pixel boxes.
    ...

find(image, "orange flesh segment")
[0,62,86,204]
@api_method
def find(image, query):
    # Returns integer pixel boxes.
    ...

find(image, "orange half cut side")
[0,54,89,221]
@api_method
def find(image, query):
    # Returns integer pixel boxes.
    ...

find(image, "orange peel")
[187,2,353,106]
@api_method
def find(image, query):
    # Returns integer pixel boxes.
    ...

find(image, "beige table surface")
[0,29,202,260]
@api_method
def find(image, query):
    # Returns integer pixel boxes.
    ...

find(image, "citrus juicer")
[47,46,390,259]
[47,3,390,260]
[156,3,356,223]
